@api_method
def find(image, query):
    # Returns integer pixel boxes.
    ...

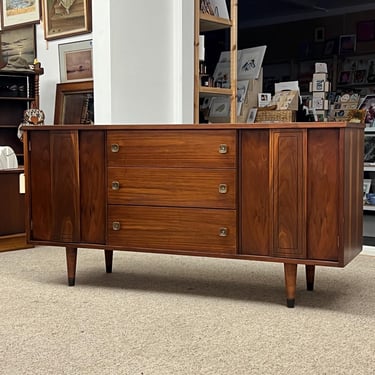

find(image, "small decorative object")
[23,108,45,125]
[258,93,271,107]
[347,109,366,123]
[246,108,257,123]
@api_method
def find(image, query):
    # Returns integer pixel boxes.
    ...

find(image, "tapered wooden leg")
[66,247,77,286]
[105,250,113,273]
[284,263,297,308]
[305,265,315,291]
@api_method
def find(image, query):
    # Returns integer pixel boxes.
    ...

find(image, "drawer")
[107,130,236,168]
[108,167,236,209]
[108,205,237,254]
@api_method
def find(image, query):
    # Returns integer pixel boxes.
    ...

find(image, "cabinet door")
[27,130,106,244]
[240,129,306,259]
[271,130,306,258]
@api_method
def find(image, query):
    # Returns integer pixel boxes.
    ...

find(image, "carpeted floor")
[0,246,374,374]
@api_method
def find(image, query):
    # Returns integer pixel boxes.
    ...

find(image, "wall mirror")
[54,80,94,124]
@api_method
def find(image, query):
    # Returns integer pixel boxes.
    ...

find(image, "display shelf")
[194,0,237,124]
[363,204,375,211]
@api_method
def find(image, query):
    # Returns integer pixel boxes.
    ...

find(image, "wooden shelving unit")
[0,68,43,252]
[194,0,238,123]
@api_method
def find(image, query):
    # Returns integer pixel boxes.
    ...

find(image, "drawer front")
[107,130,236,168]
[108,206,237,254]
[108,167,236,208]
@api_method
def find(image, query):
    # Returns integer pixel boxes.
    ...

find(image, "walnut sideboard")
[22,123,364,307]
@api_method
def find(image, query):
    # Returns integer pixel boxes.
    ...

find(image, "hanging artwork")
[1,0,40,29]
[42,0,92,40]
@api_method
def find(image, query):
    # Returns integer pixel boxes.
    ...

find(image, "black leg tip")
[106,267,112,274]
[307,283,314,291]
[68,278,75,286]
[286,298,295,308]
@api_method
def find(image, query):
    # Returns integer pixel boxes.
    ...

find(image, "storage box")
[255,109,296,123]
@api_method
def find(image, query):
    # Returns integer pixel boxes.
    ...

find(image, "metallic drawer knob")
[219,227,228,237]
[112,181,120,190]
[111,143,120,153]
[219,184,228,194]
[112,221,121,231]
[219,144,228,154]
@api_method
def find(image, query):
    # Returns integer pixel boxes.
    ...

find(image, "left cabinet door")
[26,130,106,245]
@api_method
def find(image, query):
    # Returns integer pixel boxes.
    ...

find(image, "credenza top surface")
[22,122,364,131]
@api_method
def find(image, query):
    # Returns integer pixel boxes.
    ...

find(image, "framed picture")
[1,24,36,66]
[42,0,92,40]
[246,108,257,123]
[314,27,325,42]
[58,39,93,83]
[54,80,94,124]
[364,179,372,198]
[1,0,40,29]
[323,39,336,56]
[339,34,356,55]
[358,94,375,126]
[357,20,375,42]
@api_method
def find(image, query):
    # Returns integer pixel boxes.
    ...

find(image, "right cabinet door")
[240,128,342,262]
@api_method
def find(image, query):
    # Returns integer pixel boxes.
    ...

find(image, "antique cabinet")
[23,123,363,307]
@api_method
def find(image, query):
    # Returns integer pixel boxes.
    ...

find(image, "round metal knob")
[111,143,120,153]
[219,227,228,237]
[112,222,121,231]
[112,181,120,190]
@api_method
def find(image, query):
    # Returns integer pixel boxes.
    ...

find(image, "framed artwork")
[357,20,375,42]
[358,95,375,126]
[54,80,94,124]
[339,34,356,55]
[314,27,325,42]
[1,0,40,29]
[246,108,257,123]
[323,39,336,56]
[238,45,267,80]
[42,0,92,40]
[1,24,36,66]
[58,39,93,83]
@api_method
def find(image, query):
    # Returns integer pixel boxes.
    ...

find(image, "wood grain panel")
[28,132,54,241]
[107,130,236,168]
[80,131,106,244]
[49,131,81,242]
[0,171,25,236]
[108,205,237,254]
[307,129,339,261]
[272,130,306,258]
[240,130,270,255]
[107,167,236,209]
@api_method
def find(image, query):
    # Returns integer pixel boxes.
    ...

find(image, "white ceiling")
[239,0,375,27]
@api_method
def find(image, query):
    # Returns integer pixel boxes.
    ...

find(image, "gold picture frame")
[42,0,92,41]
[54,80,94,124]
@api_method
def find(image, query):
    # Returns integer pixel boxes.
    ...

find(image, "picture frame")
[58,39,93,83]
[246,108,257,123]
[54,80,94,124]
[314,27,325,42]
[339,34,356,55]
[238,45,267,80]
[1,24,36,66]
[358,94,375,126]
[1,0,40,29]
[42,0,92,40]
[364,179,372,198]
[357,20,375,42]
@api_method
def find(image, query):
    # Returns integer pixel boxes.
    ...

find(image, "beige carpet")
[0,246,374,375]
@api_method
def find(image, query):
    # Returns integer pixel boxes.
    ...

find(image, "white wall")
[36,0,194,125]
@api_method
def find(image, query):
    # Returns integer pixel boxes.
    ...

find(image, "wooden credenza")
[23,123,364,307]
